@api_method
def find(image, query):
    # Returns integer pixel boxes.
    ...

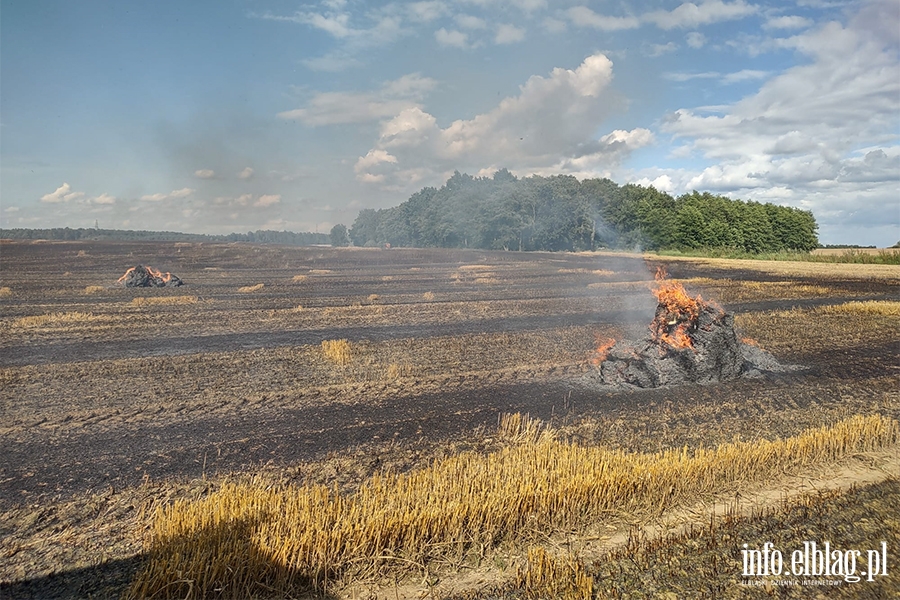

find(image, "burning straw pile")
[589,268,787,388]
[118,265,183,287]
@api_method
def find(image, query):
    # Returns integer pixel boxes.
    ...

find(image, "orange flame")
[117,266,136,283]
[650,266,708,350]
[590,335,616,365]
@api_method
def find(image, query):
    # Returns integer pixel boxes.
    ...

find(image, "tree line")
[0,227,329,246]
[347,170,819,253]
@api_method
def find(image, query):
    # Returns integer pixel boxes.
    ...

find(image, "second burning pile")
[591,268,786,388]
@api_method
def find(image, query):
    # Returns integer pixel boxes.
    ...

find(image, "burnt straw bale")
[120,265,183,287]
[589,303,793,389]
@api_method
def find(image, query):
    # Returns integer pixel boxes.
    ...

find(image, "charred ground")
[0,240,897,598]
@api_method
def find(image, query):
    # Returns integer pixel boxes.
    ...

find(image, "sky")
[1,0,898,246]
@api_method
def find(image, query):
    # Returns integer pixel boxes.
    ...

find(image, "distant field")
[811,247,894,255]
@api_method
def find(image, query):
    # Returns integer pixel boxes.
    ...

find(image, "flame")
[117,266,136,283]
[650,266,709,351]
[590,335,616,365]
[146,266,174,283]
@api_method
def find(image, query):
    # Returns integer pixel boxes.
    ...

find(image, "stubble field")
[0,240,898,598]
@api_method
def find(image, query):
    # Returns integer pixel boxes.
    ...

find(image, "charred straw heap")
[592,268,779,388]
[118,265,183,287]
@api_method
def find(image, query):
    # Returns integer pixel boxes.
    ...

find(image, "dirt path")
[349,447,900,600]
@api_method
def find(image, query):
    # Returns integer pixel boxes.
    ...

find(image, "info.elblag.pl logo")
[741,541,889,586]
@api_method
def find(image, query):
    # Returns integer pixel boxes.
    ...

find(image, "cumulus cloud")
[660,1,899,231]
[238,167,255,180]
[355,53,653,188]
[278,73,437,125]
[140,188,194,202]
[194,169,216,179]
[41,183,84,203]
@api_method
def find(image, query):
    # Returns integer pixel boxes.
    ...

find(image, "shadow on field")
[0,555,144,600]
[0,549,340,600]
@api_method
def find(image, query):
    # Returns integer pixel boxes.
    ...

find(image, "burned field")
[0,240,898,598]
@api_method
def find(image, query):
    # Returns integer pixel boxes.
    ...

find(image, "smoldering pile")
[118,265,183,287]
[586,269,793,389]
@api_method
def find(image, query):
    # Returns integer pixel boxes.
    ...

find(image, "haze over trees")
[0,228,329,246]
[349,170,819,253]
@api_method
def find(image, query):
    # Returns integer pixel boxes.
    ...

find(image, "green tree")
[329,224,351,247]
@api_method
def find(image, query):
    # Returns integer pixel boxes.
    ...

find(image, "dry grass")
[321,339,352,366]
[367,294,380,303]
[458,264,494,271]
[11,312,99,328]
[0,287,11,297]
[237,283,265,293]
[660,254,900,280]
[127,414,897,599]
[308,269,332,275]
[818,300,900,316]
[291,275,308,283]
[423,291,435,301]
[475,276,499,284]
[515,546,593,600]
[130,296,199,306]
[84,285,106,294]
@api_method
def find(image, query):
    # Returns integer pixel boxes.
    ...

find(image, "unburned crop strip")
[128,415,898,599]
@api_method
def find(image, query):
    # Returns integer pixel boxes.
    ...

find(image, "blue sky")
[2,0,898,246]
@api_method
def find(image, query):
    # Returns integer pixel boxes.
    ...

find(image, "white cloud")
[93,193,116,205]
[140,188,194,202]
[686,31,706,48]
[721,69,768,83]
[435,27,472,48]
[238,167,254,180]
[355,53,652,189]
[254,194,281,207]
[41,183,84,203]
[407,1,448,23]
[660,2,899,232]
[354,149,398,175]
[644,0,758,30]
[566,7,639,31]
[764,15,814,30]
[194,169,216,179]
[278,73,437,125]
[495,23,526,44]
